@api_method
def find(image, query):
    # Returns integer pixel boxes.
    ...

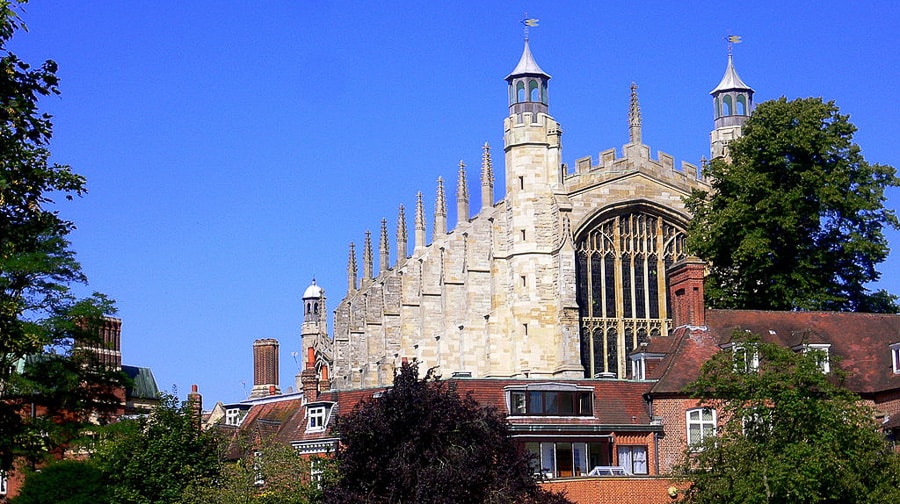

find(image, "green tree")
[11,459,110,504]
[180,435,322,504]
[91,393,221,504]
[322,362,571,504]
[0,0,120,471]
[675,334,900,503]
[685,97,899,312]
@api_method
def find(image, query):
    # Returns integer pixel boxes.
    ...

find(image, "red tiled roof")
[233,377,660,452]
[649,309,900,396]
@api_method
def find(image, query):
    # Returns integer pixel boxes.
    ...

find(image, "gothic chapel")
[300,38,754,390]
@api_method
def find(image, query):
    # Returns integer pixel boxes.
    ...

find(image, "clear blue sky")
[11,1,900,405]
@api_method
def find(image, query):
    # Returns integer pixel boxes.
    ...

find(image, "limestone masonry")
[300,39,753,391]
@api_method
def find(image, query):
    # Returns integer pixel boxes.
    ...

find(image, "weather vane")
[522,12,539,41]
[725,34,742,55]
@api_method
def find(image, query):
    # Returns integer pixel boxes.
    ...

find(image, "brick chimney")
[668,256,706,328]
[300,347,320,400]
[187,384,202,429]
[250,338,280,399]
[75,317,123,370]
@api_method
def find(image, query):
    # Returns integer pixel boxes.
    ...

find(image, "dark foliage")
[686,97,899,312]
[11,459,110,504]
[322,362,571,504]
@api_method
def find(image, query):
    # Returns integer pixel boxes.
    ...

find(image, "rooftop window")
[890,343,900,374]
[507,385,593,416]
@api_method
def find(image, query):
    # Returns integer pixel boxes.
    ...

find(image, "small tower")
[301,279,331,380]
[505,39,550,116]
[710,51,754,160]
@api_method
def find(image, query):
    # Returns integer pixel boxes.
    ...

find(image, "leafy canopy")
[685,97,899,312]
[90,393,222,504]
[676,334,900,504]
[0,0,119,471]
[322,362,571,504]
[180,434,322,504]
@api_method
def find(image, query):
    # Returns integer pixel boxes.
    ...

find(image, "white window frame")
[225,407,247,426]
[732,343,759,373]
[0,470,7,496]
[306,405,329,432]
[798,343,831,373]
[631,355,646,380]
[617,445,648,475]
[890,343,900,374]
[686,408,717,448]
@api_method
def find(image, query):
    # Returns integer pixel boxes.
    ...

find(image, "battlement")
[503,112,561,148]
[563,142,707,194]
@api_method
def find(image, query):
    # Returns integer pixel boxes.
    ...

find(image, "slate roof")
[649,309,900,396]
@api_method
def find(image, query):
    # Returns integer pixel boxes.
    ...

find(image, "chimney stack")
[668,256,707,328]
[250,338,281,399]
[187,384,202,429]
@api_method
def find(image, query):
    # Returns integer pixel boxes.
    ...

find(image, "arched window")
[516,81,526,102]
[575,208,687,378]
[529,79,540,102]
[736,95,747,115]
[723,95,733,116]
[714,96,721,118]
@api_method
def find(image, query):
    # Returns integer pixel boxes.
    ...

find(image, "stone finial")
[456,160,468,228]
[379,218,390,275]
[415,191,426,250]
[363,230,373,281]
[347,242,357,293]
[481,142,494,211]
[629,82,642,145]
[434,177,447,237]
[396,204,408,262]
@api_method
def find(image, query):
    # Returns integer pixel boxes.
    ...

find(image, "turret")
[710,52,754,159]
[505,39,550,116]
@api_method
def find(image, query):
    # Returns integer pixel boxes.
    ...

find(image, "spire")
[379,218,389,275]
[628,82,642,145]
[363,230,373,282]
[434,177,447,238]
[396,204,408,263]
[415,191,426,249]
[347,242,357,293]
[505,39,551,80]
[480,142,494,211]
[710,54,754,95]
[456,160,468,228]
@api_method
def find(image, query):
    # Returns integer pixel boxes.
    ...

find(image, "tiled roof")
[649,309,900,396]
[230,377,660,454]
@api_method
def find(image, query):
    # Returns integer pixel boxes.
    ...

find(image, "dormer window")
[722,343,759,373]
[306,402,335,432]
[628,352,664,380]
[890,342,900,374]
[794,343,831,373]
[225,407,248,426]
[506,384,593,417]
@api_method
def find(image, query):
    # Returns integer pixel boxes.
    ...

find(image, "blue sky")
[11,1,900,405]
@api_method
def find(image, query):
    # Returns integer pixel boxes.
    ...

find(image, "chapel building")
[300,38,754,390]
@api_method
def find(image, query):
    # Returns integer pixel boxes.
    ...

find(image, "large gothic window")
[575,209,686,378]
